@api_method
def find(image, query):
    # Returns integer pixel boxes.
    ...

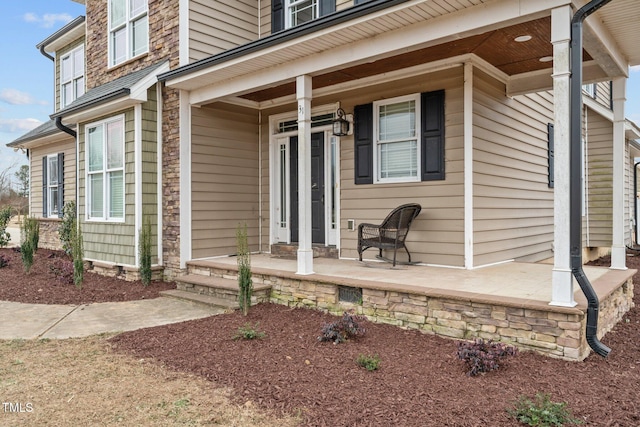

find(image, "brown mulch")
[0,248,174,304]
[2,246,640,425]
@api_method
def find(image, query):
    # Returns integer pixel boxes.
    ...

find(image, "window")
[272,0,334,32]
[109,0,148,66]
[86,116,125,221]
[583,83,596,98]
[42,153,64,218]
[60,45,85,107]
[374,95,420,182]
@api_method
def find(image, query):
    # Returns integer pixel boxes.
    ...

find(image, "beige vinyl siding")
[472,70,554,266]
[189,0,259,62]
[338,68,465,266]
[30,139,77,218]
[191,104,260,259]
[142,87,159,263]
[625,142,634,246]
[54,37,85,113]
[594,81,612,110]
[585,109,613,247]
[78,109,136,265]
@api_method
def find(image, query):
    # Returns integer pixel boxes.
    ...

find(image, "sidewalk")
[0,298,225,340]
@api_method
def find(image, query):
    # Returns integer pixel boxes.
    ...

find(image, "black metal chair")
[357,203,422,267]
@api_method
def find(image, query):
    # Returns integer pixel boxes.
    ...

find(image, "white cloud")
[23,12,73,28]
[631,65,640,73]
[0,118,42,133]
[0,89,47,106]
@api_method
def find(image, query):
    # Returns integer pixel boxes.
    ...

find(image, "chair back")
[380,203,422,242]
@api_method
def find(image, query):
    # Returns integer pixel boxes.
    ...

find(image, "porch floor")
[200,254,634,310]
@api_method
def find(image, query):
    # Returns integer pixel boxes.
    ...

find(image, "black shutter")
[42,156,48,217]
[272,0,284,33]
[421,90,445,181]
[547,123,554,188]
[354,103,373,185]
[57,152,65,217]
[319,0,336,16]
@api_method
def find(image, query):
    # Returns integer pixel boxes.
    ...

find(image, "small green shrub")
[508,393,582,426]
[139,215,152,286]
[456,338,518,376]
[318,311,366,344]
[0,254,9,268]
[356,354,381,371]
[72,222,84,289]
[236,223,253,316]
[233,323,266,340]
[20,216,39,273]
[0,206,11,247]
[58,201,76,256]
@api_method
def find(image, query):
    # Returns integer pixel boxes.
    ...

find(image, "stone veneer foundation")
[36,219,63,251]
[187,260,634,361]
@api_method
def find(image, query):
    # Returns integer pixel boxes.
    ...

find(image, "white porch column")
[550,6,576,307]
[296,75,314,275]
[611,77,627,270]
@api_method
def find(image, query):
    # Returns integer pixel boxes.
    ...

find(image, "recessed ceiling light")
[539,56,553,63]
[515,35,532,42]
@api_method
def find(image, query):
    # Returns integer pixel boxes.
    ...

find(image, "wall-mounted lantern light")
[332,107,350,137]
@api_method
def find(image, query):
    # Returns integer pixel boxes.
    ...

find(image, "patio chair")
[357,203,422,267]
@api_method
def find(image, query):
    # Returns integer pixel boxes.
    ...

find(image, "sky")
[0,1,639,188]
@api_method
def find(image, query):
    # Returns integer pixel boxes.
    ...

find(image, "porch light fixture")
[332,108,350,137]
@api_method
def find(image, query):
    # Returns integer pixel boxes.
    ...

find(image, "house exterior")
[7,1,640,303]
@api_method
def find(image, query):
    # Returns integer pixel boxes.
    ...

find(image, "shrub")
[20,216,39,273]
[356,354,381,371]
[318,311,366,344]
[49,259,74,285]
[233,323,266,340]
[0,206,11,248]
[456,338,518,377]
[58,201,76,256]
[0,254,9,268]
[508,393,582,426]
[139,215,152,286]
[72,222,84,289]
[236,223,253,316]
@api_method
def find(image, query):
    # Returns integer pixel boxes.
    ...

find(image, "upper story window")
[286,0,318,27]
[60,45,85,108]
[583,83,596,98]
[109,0,148,67]
[86,116,125,221]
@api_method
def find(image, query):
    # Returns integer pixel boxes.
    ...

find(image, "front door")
[290,133,325,243]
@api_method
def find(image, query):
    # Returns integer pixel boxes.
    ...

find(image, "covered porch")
[182,254,635,361]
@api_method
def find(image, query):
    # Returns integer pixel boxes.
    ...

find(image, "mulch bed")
[2,245,640,425]
[0,248,174,304]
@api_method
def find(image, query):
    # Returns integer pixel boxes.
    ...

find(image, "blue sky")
[0,1,639,186]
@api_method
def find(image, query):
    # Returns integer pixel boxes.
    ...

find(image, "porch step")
[160,289,239,310]
[173,274,271,307]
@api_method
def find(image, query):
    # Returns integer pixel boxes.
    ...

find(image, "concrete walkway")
[0,298,225,340]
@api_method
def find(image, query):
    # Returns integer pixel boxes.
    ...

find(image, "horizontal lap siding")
[339,68,465,266]
[189,0,258,62]
[30,139,77,218]
[142,88,159,263]
[594,81,612,110]
[585,109,613,247]
[472,70,554,266]
[191,104,260,259]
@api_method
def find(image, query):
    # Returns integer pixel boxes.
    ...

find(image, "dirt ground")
[1,247,640,426]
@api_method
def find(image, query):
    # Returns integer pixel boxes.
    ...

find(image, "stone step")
[160,289,239,310]
[173,274,272,306]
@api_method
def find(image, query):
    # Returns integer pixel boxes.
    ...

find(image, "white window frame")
[46,154,60,218]
[373,93,421,184]
[583,83,596,98]
[85,115,125,222]
[60,45,85,108]
[108,0,149,67]
[285,0,319,28]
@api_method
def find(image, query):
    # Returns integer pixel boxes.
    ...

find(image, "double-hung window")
[86,116,125,221]
[373,94,420,183]
[286,0,318,27]
[43,154,65,218]
[60,46,85,107]
[109,0,148,66]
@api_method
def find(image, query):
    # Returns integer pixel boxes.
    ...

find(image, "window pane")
[62,83,73,107]
[130,0,146,17]
[50,187,59,215]
[88,126,104,172]
[131,15,148,57]
[379,140,418,179]
[90,173,104,218]
[61,56,71,82]
[379,101,416,141]
[110,0,126,28]
[48,157,58,185]
[73,48,84,78]
[112,28,126,65]
[290,0,317,26]
[109,171,124,218]
[106,120,124,169]
[75,77,85,99]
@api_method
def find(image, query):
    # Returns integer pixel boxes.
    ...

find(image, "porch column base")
[550,268,577,307]
[610,244,627,270]
[296,249,315,275]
